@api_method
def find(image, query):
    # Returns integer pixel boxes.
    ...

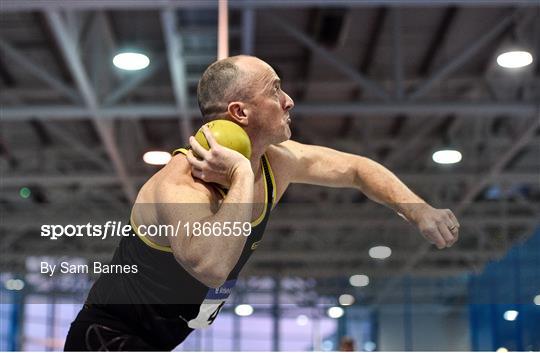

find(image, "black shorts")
[64,304,191,351]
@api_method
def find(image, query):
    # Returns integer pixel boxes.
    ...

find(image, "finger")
[438,222,454,247]
[189,136,209,159]
[202,126,219,149]
[448,225,459,246]
[186,150,205,169]
[446,209,460,228]
[424,228,445,249]
[433,237,446,249]
[449,228,459,246]
[445,219,460,246]
[190,167,204,180]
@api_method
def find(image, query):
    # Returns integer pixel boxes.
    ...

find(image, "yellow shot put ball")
[194,120,252,159]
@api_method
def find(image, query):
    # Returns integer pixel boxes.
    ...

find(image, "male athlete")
[65,55,459,350]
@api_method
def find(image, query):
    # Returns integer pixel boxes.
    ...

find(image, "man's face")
[239,58,295,144]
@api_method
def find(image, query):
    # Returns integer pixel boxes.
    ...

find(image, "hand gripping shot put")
[64,55,460,351]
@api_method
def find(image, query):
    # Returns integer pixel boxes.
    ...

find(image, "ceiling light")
[296,314,309,326]
[349,274,369,287]
[339,294,355,306]
[497,50,533,68]
[234,304,253,317]
[432,149,462,164]
[369,246,391,259]
[143,151,171,165]
[534,294,540,306]
[496,348,508,353]
[364,341,377,352]
[327,306,344,319]
[113,52,150,71]
[5,279,25,291]
[503,310,518,321]
[322,340,334,351]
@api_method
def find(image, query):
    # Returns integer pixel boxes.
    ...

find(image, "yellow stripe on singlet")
[250,156,269,227]
[265,154,277,210]
[172,147,189,156]
[130,217,174,253]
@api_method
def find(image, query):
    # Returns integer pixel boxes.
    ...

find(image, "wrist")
[398,203,432,224]
[230,162,254,182]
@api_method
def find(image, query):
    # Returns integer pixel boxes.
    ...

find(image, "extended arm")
[276,140,460,249]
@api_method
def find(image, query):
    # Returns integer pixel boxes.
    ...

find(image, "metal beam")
[2,101,537,120]
[360,7,387,74]
[2,172,538,188]
[2,0,539,12]
[337,7,386,143]
[0,55,111,176]
[292,9,319,102]
[383,116,444,167]
[0,37,80,103]
[392,8,404,100]
[161,9,193,142]
[44,10,137,202]
[270,15,390,101]
[2,75,534,98]
[242,8,255,55]
[254,249,508,263]
[44,123,111,170]
[418,6,458,76]
[458,117,540,206]
[408,10,520,101]
[0,55,16,86]
[266,216,537,230]
[290,102,538,116]
[44,13,95,113]
[64,10,82,42]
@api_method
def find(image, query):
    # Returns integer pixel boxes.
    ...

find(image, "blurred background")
[1,0,539,351]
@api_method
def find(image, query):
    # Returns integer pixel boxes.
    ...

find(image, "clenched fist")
[407,204,460,249]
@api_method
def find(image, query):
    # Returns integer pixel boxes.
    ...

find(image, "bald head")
[197,55,271,121]
[197,55,258,120]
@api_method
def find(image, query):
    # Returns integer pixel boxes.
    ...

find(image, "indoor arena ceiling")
[1,1,539,302]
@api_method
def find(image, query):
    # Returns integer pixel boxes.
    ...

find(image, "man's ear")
[227,101,249,126]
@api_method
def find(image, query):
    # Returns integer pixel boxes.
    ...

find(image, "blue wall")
[468,228,540,351]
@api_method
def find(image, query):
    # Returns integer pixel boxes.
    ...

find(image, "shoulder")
[264,140,307,188]
[138,153,219,204]
[266,140,305,163]
[266,140,316,171]
[132,154,220,231]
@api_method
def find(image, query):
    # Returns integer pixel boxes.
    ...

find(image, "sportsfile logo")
[40,221,252,240]
[41,221,133,240]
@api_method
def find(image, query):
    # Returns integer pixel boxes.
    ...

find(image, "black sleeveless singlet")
[85,149,276,349]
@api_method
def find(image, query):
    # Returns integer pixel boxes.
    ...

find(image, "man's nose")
[283,92,294,111]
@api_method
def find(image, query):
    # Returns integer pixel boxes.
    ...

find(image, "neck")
[248,141,269,179]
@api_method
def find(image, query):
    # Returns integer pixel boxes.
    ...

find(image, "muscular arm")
[155,165,254,288]
[276,140,423,218]
[150,128,256,288]
[274,140,459,248]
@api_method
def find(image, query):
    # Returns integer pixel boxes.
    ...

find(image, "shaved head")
[197,55,259,121]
